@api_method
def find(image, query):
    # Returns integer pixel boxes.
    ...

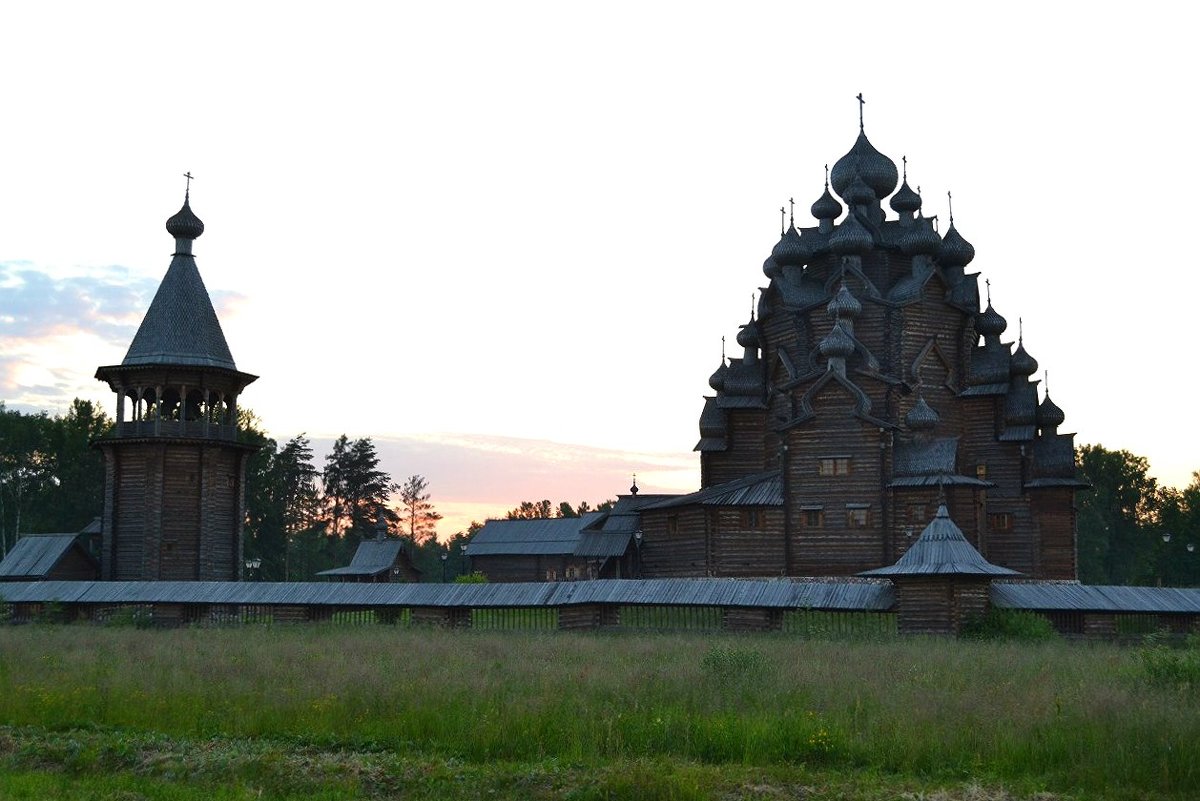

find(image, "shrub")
[1138,634,1200,690]
[0,595,10,624]
[961,609,1058,642]
[699,645,766,681]
[454,571,488,584]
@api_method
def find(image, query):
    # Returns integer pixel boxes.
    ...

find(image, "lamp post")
[1160,531,1173,587]
[634,529,643,579]
[459,543,468,577]
[244,557,261,581]
[440,550,448,583]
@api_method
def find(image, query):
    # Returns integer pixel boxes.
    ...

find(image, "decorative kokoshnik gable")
[639,97,1088,581]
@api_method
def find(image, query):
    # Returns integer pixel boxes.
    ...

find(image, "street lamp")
[634,529,643,578]
[244,557,261,581]
[459,543,468,577]
[1162,531,1172,543]
[440,551,448,583]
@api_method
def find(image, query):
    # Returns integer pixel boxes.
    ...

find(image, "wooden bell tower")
[94,187,258,581]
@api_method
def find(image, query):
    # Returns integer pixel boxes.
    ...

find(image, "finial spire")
[630,473,639,496]
[985,278,992,304]
[1019,316,1024,344]
[824,164,830,188]
[750,293,756,321]
[947,190,954,224]
[902,155,907,181]
[779,205,786,236]
[721,335,726,361]
[856,92,865,130]
[1044,370,1050,394]
[788,197,795,227]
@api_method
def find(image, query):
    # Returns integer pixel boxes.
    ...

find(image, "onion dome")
[905,395,941,431]
[831,131,899,200]
[890,179,921,214]
[708,361,727,391]
[1010,341,1038,376]
[811,186,843,221]
[842,175,875,207]
[819,321,855,359]
[826,282,862,319]
[166,194,205,240]
[829,211,873,255]
[938,223,975,268]
[736,318,760,349]
[975,302,1007,337]
[771,226,811,268]
[900,215,941,257]
[1037,393,1066,430]
[762,255,781,280]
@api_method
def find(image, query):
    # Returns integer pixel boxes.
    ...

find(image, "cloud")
[0,261,156,345]
[0,262,160,412]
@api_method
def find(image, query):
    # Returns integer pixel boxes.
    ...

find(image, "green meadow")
[0,625,1196,800]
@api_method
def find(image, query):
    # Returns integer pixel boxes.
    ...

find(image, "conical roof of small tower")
[122,193,238,370]
[859,504,1021,576]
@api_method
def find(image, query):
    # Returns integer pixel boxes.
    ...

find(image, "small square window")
[989,512,1012,530]
[545,568,557,581]
[976,464,988,480]
[667,514,679,536]
[819,457,851,477]
[741,509,764,529]
[908,503,926,523]
[802,509,824,527]
[847,507,870,527]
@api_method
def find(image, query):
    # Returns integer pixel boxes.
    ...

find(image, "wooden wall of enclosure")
[3,578,1198,639]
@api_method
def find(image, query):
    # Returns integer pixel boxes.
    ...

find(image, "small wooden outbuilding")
[0,533,100,582]
[860,503,1020,635]
[316,538,421,583]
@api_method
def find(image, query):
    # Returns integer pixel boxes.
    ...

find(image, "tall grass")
[0,626,1196,797]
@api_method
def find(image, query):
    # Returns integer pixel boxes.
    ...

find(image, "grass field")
[0,625,1196,800]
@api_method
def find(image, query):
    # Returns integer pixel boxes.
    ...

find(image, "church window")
[800,505,824,527]
[545,568,557,581]
[565,565,578,580]
[667,514,679,536]
[976,464,988,480]
[907,503,926,523]
[741,509,764,529]
[819,457,851,477]
[847,504,870,528]
[989,512,1012,531]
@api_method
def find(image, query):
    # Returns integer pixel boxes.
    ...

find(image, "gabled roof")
[466,513,607,557]
[316,539,407,577]
[643,470,782,510]
[0,535,95,580]
[122,253,237,370]
[859,505,1020,577]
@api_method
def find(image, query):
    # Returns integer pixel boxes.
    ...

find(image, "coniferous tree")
[398,474,441,544]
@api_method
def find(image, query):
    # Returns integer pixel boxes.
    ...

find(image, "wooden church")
[638,103,1088,581]
[92,190,258,581]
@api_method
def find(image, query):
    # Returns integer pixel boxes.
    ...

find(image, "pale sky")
[3,2,1197,537]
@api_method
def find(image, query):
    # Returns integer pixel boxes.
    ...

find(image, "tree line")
[2,400,1197,585]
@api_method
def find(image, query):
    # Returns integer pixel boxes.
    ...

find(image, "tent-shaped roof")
[0,535,96,580]
[122,252,237,369]
[859,504,1020,577]
[316,539,406,577]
